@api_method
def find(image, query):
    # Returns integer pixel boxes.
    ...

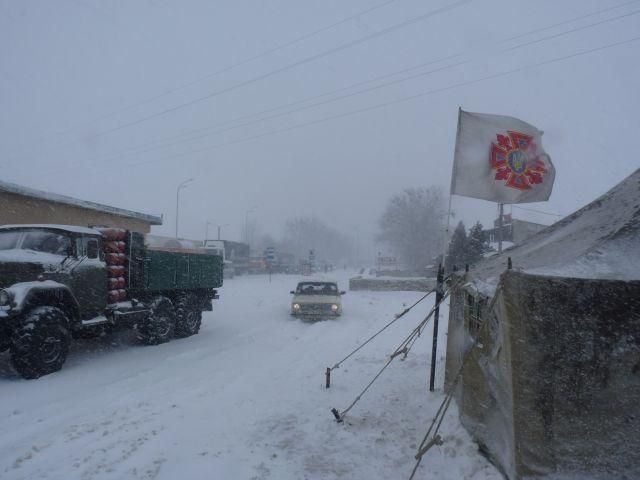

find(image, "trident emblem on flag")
[490,131,549,190]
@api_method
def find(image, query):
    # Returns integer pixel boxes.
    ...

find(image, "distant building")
[484,213,547,246]
[0,180,162,233]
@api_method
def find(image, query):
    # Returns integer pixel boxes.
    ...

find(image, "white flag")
[451,109,555,203]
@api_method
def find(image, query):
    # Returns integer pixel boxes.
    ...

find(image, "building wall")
[0,191,153,233]
[511,219,547,245]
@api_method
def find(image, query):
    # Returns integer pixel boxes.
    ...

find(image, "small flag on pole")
[451,109,555,203]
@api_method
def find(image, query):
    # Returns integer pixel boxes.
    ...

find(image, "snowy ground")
[0,271,500,480]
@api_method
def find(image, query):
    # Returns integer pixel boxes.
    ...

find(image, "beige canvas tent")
[444,169,640,479]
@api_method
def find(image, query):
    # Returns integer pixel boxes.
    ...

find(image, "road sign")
[265,247,276,263]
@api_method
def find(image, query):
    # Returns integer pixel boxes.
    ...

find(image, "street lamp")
[175,178,194,238]
[244,207,257,245]
[205,221,215,243]
[217,223,230,240]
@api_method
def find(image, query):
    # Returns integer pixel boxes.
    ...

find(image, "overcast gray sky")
[2,0,639,259]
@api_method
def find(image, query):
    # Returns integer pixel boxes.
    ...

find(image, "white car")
[290,280,345,319]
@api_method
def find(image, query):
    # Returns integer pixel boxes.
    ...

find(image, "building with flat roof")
[0,180,162,233]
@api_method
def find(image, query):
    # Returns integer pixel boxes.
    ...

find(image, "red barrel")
[107,290,120,304]
[108,265,125,277]
[98,228,127,241]
[104,241,126,253]
[105,253,126,265]
[118,289,127,301]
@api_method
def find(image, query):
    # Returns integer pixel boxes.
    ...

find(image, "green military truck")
[0,224,223,379]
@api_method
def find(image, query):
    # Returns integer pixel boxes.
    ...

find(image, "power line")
[10,0,637,173]
[102,7,640,160]
[53,1,475,138]
[87,34,640,174]
[6,0,400,158]
[65,58,469,167]
[512,205,564,218]
[31,54,465,172]
[26,5,640,176]
[10,0,640,179]
[499,0,640,44]
[503,8,640,52]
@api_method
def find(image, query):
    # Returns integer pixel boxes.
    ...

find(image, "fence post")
[429,264,444,391]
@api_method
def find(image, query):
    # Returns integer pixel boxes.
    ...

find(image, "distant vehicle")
[0,225,222,379]
[247,255,267,274]
[290,280,345,319]
[222,240,250,275]
[203,239,235,279]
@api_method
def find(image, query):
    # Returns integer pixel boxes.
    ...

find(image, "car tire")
[137,296,175,345]
[174,293,202,338]
[10,306,71,379]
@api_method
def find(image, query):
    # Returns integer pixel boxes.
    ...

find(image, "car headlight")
[292,303,300,310]
[331,304,339,311]
[0,289,11,307]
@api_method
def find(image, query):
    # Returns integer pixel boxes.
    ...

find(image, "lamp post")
[205,221,215,243]
[244,207,256,245]
[175,178,194,238]
[217,223,230,240]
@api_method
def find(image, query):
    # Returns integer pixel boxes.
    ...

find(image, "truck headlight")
[292,303,300,310]
[331,304,339,311]
[0,289,11,307]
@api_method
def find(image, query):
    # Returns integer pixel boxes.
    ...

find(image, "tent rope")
[331,283,459,423]
[329,285,440,371]
[408,278,502,479]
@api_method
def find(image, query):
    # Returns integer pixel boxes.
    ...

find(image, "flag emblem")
[451,110,555,203]
[490,131,549,191]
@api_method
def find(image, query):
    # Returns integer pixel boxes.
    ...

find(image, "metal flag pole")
[498,202,504,253]
[429,265,444,391]
[442,107,463,269]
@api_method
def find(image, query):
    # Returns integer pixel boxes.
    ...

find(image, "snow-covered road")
[0,272,499,480]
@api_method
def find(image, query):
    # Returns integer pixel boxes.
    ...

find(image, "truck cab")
[0,225,107,322]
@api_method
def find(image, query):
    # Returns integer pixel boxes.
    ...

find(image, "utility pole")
[217,224,229,240]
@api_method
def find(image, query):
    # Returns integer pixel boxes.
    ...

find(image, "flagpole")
[442,193,453,268]
[443,107,463,271]
[498,202,504,253]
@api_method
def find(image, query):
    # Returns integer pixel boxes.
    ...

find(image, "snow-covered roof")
[0,224,101,235]
[467,168,640,295]
[0,180,162,225]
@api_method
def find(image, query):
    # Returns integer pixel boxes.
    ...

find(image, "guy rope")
[325,284,440,389]
[330,282,459,423]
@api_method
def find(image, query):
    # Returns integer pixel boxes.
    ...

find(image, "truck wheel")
[10,306,70,379]
[174,293,202,338]
[138,296,175,345]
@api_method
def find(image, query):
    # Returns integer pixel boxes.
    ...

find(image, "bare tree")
[281,216,354,264]
[377,187,446,270]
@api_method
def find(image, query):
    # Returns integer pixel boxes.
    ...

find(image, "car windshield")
[21,231,72,255]
[296,282,338,295]
[0,231,21,250]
